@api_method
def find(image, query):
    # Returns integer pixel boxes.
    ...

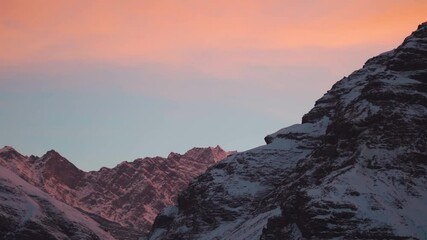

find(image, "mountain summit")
[0,146,233,239]
[148,22,427,239]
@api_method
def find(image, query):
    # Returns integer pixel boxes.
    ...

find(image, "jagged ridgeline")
[148,22,427,240]
[0,146,232,239]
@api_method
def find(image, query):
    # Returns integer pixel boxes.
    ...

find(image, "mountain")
[0,146,233,239]
[0,165,114,240]
[148,22,427,239]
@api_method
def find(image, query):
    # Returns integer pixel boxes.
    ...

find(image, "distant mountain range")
[0,146,233,239]
[1,22,426,240]
[148,22,427,239]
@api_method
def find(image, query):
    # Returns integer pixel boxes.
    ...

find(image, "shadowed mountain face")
[148,22,427,240]
[0,146,232,239]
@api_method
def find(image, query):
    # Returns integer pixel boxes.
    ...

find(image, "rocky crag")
[0,145,232,239]
[149,22,427,240]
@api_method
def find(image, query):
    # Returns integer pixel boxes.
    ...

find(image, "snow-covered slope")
[148,22,427,239]
[0,146,232,239]
[0,165,114,240]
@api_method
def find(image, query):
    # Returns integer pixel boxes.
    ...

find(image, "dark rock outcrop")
[148,22,427,240]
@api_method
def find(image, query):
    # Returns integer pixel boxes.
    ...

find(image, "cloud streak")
[1,0,426,66]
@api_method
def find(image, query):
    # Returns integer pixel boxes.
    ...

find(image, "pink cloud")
[1,0,426,66]
[1,0,426,108]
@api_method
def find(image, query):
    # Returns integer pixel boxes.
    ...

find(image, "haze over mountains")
[1,22,427,240]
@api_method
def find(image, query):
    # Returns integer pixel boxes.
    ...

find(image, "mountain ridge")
[0,145,233,239]
[0,165,115,240]
[148,22,427,240]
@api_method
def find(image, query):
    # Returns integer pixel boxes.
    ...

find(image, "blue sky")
[1,1,426,170]
[0,49,387,170]
[0,61,320,170]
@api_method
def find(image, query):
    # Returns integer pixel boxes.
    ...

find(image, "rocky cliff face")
[79,146,231,234]
[0,146,232,239]
[148,22,427,240]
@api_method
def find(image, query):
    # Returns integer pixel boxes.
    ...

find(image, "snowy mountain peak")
[209,145,223,151]
[42,149,65,159]
[0,165,115,240]
[167,152,182,159]
[0,146,32,179]
[0,145,17,152]
[0,146,24,159]
[148,22,427,240]
[184,146,234,163]
[417,21,427,30]
[0,145,232,239]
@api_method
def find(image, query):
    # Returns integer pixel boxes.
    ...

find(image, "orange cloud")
[0,0,426,91]
[1,1,426,64]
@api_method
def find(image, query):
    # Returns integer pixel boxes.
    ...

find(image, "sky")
[1,1,426,171]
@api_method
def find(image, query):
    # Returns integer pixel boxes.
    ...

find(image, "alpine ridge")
[148,22,427,239]
[0,165,115,240]
[0,145,233,239]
